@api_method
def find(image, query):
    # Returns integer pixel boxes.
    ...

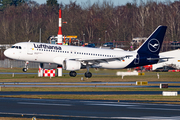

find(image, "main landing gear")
[69,71,77,77]
[84,64,92,78]
[69,64,92,78]
[69,71,92,78]
[84,72,92,78]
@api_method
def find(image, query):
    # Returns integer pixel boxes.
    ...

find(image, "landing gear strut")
[69,71,77,77]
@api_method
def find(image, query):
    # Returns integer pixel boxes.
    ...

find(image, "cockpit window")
[11,46,22,49]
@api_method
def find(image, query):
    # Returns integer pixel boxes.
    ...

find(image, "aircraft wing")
[70,55,133,64]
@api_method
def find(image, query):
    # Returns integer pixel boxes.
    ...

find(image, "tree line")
[0,0,180,51]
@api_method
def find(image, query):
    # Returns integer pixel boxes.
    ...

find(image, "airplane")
[4,25,167,78]
[153,49,180,71]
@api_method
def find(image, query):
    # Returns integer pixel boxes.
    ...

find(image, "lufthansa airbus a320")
[4,26,168,78]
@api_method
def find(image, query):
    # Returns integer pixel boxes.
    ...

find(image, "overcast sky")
[34,0,178,5]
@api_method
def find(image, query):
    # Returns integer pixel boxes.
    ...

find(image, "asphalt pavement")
[0,98,180,119]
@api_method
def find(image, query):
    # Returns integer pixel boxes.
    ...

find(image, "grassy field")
[1,68,180,82]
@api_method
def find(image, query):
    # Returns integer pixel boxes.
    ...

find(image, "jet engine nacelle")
[63,60,81,71]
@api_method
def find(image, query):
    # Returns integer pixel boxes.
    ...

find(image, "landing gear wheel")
[22,68,27,72]
[69,71,77,77]
[85,72,92,78]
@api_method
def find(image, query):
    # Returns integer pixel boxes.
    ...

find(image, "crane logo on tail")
[148,39,160,52]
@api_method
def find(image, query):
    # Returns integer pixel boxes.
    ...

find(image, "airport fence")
[0,59,39,68]
[0,59,58,69]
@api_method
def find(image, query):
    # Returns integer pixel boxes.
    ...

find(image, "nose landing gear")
[23,68,27,72]
[22,61,29,72]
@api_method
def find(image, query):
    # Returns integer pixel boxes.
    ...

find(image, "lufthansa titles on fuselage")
[33,44,62,50]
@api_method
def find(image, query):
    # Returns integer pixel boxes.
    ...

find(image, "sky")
[34,0,178,5]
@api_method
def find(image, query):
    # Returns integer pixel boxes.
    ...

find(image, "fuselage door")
[134,54,139,64]
[27,43,34,55]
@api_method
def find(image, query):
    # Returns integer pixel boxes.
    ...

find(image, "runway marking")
[87,103,137,107]
[112,116,180,120]
[18,102,71,106]
[129,106,180,111]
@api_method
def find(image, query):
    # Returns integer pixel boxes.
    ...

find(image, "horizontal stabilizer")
[147,57,173,61]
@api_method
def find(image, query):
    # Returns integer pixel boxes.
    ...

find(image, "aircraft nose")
[4,49,10,58]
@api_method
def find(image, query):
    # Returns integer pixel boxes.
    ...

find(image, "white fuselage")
[4,42,136,69]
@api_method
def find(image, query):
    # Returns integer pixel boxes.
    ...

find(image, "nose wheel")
[22,68,27,72]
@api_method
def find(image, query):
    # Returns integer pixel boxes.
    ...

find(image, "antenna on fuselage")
[28,40,31,42]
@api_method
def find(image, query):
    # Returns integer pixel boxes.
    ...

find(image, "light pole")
[83,33,85,44]
[98,38,101,47]
[105,30,107,43]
